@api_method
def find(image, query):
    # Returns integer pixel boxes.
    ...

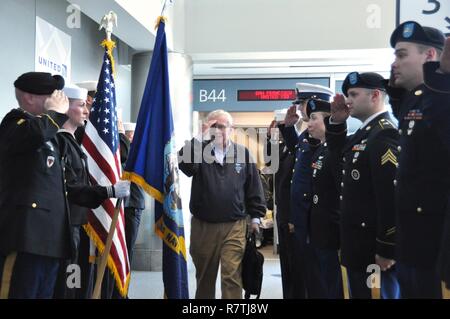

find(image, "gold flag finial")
[155,16,168,30]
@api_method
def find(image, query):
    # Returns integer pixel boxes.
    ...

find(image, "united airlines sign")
[35,16,71,81]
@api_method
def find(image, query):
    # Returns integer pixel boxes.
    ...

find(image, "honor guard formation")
[0,17,449,300]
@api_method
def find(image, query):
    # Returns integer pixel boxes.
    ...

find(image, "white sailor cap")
[63,84,88,100]
[295,83,333,103]
[273,109,287,121]
[76,81,98,92]
[123,122,136,131]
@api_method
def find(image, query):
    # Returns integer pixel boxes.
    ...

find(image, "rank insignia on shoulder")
[404,109,423,121]
[381,149,398,166]
[352,144,366,151]
[17,119,25,125]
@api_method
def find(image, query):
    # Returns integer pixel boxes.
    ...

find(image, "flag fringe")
[155,216,187,260]
[83,223,131,297]
[123,171,164,204]
[100,39,116,76]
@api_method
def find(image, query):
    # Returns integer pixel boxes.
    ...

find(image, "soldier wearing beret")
[306,99,344,298]
[0,72,71,298]
[278,83,334,298]
[53,85,130,299]
[387,20,450,298]
[326,72,400,299]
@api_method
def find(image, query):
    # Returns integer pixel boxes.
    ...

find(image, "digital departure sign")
[237,89,296,101]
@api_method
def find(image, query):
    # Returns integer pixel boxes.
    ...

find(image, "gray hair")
[206,109,233,126]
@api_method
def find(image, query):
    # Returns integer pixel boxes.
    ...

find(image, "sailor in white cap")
[63,84,89,129]
[123,122,136,142]
[75,81,98,111]
[53,84,130,299]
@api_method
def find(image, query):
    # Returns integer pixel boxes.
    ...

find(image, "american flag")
[81,42,130,296]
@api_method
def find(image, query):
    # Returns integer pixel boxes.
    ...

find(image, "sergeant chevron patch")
[381,149,397,166]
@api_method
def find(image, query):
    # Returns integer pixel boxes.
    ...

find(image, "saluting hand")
[439,37,450,74]
[330,94,350,123]
[201,119,217,134]
[375,254,396,271]
[284,105,299,127]
[44,90,69,114]
[267,120,277,138]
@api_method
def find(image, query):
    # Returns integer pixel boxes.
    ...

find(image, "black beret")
[390,21,445,51]
[14,72,65,95]
[342,72,386,97]
[306,99,330,117]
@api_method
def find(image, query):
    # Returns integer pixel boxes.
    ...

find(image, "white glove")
[111,180,130,198]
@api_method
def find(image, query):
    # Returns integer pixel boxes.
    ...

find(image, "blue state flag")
[123,18,188,299]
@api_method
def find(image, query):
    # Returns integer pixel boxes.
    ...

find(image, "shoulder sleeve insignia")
[381,149,398,166]
[17,119,25,125]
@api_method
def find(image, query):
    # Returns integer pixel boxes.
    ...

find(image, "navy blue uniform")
[279,125,322,298]
[54,131,109,299]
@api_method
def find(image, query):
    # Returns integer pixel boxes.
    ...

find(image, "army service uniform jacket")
[386,62,450,273]
[325,112,400,271]
[0,109,71,259]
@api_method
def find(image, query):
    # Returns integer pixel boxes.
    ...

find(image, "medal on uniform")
[351,169,360,180]
[235,163,242,173]
[352,144,366,151]
[47,156,55,168]
[404,109,423,120]
[313,195,318,204]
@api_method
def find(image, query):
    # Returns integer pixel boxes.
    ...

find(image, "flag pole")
[160,0,171,16]
[92,198,122,299]
[91,11,122,299]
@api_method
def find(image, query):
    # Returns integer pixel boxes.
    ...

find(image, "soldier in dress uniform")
[278,83,333,298]
[0,72,70,299]
[386,21,450,298]
[53,84,130,299]
[326,72,400,299]
[307,99,343,298]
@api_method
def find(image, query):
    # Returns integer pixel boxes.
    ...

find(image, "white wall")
[186,0,396,53]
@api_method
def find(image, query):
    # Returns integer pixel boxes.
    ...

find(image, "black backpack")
[242,232,264,299]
